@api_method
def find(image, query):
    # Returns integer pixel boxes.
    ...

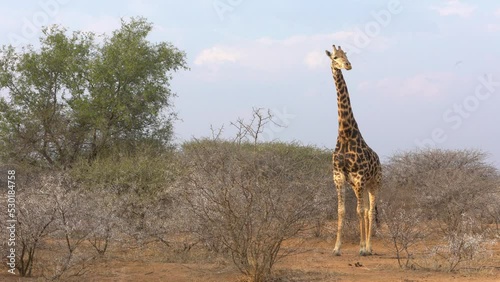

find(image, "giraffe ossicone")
[325,44,382,256]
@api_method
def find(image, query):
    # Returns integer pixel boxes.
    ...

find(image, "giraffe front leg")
[333,173,346,256]
[355,188,368,256]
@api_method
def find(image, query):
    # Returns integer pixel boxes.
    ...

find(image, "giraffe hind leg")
[354,186,369,256]
[365,184,379,255]
[358,200,368,256]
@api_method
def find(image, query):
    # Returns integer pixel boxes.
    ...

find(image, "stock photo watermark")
[261,106,296,142]
[229,107,296,144]
[6,170,17,275]
[415,74,499,147]
[8,0,71,47]
[343,0,403,55]
[213,0,244,21]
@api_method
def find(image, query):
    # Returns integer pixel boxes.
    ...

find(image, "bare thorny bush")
[428,214,496,272]
[380,149,499,272]
[379,202,428,269]
[0,171,100,280]
[180,108,331,282]
[1,170,57,277]
[69,145,182,245]
[41,174,98,280]
[1,165,175,280]
[486,198,500,236]
[0,143,197,280]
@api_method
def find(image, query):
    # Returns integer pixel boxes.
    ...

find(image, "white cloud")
[193,30,392,79]
[486,23,500,32]
[304,51,326,70]
[430,0,476,18]
[194,46,241,66]
[359,72,458,98]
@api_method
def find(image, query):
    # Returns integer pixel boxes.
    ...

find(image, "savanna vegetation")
[1,18,499,282]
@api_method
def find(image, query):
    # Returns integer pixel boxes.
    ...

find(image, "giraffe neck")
[332,67,361,140]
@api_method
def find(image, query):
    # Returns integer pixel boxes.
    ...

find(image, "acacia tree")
[0,28,93,168]
[0,17,187,168]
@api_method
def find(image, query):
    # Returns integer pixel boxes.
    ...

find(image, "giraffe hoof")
[333,249,342,256]
[359,250,368,256]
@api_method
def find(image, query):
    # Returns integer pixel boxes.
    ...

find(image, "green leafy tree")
[0,17,187,168]
[0,27,94,168]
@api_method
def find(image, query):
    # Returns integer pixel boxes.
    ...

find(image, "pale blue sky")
[1,0,500,167]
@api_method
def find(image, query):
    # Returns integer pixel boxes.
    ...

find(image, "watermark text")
[6,170,17,274]
[8,0,71,47]
[415,74,499,147]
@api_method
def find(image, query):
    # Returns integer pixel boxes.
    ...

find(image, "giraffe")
[325,45,381,256]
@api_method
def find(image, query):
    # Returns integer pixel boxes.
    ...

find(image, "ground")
[2,236,498,281]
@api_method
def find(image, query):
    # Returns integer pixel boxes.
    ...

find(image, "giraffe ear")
[325,50,332,57]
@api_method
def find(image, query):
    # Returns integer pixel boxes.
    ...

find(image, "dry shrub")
[70,144,181,246]
[2,171,98,279]
[382,148,499,272]
[379,203,428,269]
[421,214,495,272]
[180,109,331,282]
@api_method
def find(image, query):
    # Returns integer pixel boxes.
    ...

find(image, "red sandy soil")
[2,237,498,282]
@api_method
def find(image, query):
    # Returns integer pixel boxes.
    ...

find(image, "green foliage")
[0,17,187,168]
[71,144,178,198]
[0,26,94,168]
[182,139,332,175]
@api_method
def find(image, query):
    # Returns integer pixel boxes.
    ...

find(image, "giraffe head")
[325,45,352,70]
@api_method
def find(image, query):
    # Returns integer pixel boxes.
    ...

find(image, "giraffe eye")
[333,56,338,59]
